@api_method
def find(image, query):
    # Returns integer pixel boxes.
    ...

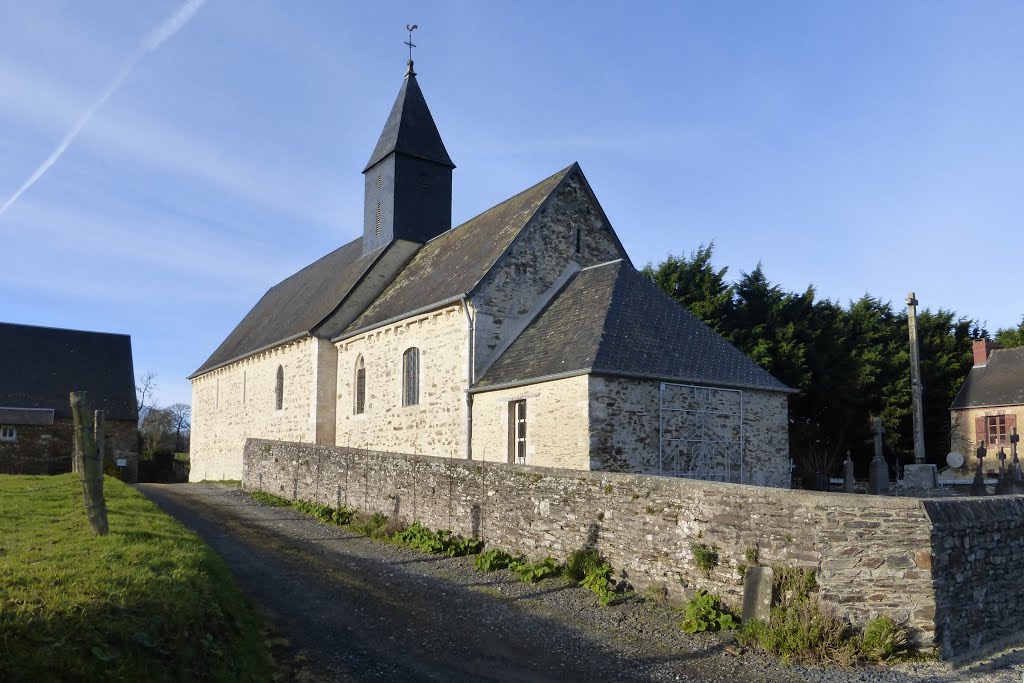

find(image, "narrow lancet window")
[275,365,284,411]
[354,356,366,415]
[402,347,420,406]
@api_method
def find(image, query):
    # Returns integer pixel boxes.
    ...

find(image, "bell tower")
[362,56,455,255]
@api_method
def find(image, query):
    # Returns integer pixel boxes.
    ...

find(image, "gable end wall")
[470,172,625,377]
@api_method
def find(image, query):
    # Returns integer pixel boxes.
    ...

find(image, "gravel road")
[138,483,1022,683]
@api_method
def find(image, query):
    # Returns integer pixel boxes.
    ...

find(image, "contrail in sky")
[0,0,207,218]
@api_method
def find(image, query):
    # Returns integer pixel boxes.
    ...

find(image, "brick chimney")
[973,339,997,366]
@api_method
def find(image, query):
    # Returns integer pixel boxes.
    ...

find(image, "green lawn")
[0,474,271,682]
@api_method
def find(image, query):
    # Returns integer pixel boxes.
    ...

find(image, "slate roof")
[193,239,386,376]
[364,71,454,172]
[950,347,1024,409]
[0,322,138,420]
[473,261,793,393]
[342,165,574,336]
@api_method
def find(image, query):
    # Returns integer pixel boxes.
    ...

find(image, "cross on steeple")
[405,24,418,75]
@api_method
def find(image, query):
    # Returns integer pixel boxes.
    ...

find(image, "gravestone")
[1011,429,1024,494]
[742,566,773,624]
[869,416,889,494]
[995,447,1012,495]
[843,451,855,493]
[970,442,987,496]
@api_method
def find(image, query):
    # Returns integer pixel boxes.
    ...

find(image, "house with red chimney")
[949,339,1024,463]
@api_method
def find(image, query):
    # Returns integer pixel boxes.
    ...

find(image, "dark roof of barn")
[192,239,387,376]
[473,260,794,393]
[341,164,573,336]
[0,322,138,420]
[364,70,454,172]
[950,347,1024,409]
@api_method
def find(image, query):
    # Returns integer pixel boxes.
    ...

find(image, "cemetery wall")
[243,438,1024,662]
[923,497,1024,662]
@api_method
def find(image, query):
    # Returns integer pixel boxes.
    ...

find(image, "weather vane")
[405,24,418,63]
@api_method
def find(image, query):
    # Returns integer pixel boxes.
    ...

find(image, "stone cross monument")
[906,293,926,464]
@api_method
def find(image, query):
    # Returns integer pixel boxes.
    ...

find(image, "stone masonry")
[242,438,1024,662]
[949,405,1022,469]
[0,417,137,478]
[336,305,469,458]
[471,375,591,469]
[588,377,791,487]
[471,172,624,376]
[190,337,321,481]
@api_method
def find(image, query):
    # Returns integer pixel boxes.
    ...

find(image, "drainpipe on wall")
[463,296,475,460]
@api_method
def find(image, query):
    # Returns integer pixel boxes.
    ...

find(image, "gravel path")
[138,483,1022,682]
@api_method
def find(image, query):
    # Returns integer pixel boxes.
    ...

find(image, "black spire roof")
[363,65,454,172]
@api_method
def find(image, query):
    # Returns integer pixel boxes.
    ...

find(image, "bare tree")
[140,406,174,456]
[136,372,158,427]
[167,403,191,453]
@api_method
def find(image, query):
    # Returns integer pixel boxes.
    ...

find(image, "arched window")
[275,365,284,411]
[402,347,419,406]
[354,356,366,415]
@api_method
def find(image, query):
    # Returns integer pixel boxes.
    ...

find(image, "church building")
[189,60,794,487]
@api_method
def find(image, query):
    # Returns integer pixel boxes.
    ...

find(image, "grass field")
[0,474,271,682]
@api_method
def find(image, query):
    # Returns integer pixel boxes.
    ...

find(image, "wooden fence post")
[70,392,109,536]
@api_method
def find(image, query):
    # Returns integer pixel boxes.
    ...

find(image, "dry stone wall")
[924,497,1024,661]
[588,377,791,488]
[242,439,1024,661]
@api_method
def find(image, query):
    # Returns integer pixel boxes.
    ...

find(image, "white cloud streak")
[0,0,206,219]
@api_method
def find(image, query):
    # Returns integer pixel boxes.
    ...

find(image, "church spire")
[361,34,455,255]
[362,66,455,173]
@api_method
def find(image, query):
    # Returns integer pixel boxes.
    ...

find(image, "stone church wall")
[335,304,469,458]
[471,375,590,469]
[189,336,318,481]
[472,172,625,377]
[245,438,1024,662]
[588,376,790,488]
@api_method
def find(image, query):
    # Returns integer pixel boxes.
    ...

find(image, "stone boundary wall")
[923,497,1024,661]
[243,438,1024,662]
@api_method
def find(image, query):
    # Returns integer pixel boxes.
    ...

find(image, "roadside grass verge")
[0,474,271,682]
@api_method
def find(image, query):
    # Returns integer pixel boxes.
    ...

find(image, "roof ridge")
[578,258,624,273]
[0,321,130,338]
[423,163,576,247]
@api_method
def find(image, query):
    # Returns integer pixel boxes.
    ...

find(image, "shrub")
[249,490,290,507]
[739,596,856,665]
[691,542,719,577]
[681,590,737,633]
[579,560,617,606]
[564,547,603,581]
[350,511,394,539]
[393,522,483,557]
[291,499,354,526]
[511,556,562,583]
[860,616,909,662]
[474,549,521,572]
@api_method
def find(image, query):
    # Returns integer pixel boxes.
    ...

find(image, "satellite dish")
[946,451,965,469]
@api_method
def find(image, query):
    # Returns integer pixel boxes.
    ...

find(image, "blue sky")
[2,1,1022,408]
